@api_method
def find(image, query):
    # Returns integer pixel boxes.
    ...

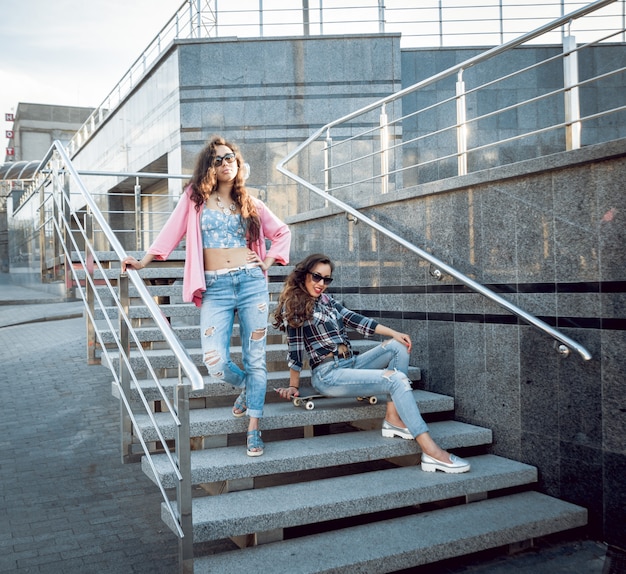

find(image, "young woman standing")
[123,136,291,456]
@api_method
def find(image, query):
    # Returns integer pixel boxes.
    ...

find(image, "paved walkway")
[0,274,609,573]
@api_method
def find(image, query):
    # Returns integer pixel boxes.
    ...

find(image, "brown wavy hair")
[187,135,260,243]
[273,254,335,330]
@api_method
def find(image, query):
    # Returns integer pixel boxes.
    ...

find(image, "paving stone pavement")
[0,274,611,573]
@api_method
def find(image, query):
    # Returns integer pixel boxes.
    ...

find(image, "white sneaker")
[421,453,471,474]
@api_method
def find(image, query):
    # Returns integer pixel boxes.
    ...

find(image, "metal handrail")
[276,5,608,362]
[52,142,204,388]
[44,180,185,536]
[33,140,202,547]
[281,0,617,141]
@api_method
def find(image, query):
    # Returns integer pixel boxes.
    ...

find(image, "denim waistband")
[205,263,258,276]
[311,345,353,370]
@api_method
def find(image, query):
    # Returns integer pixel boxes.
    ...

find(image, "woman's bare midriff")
[203,247,250,271]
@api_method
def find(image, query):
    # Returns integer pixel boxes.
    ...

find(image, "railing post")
[303,0,310,36]
[134,178,142,250]
[259,0,264,37]
[456,69,468,176]
[175,376,194,573]
[563,30,581,150]
[195,0,201,38]
[118,272,133,463]
[323,130,332,208]
[62,170,74,297]
[379,104,389,194]
[51,165,61,282]
[38,172,47,281]
[85,212,98,365]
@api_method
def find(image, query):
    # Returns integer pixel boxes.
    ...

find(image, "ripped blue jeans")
[311,338,429,437]
[200,266,269,419]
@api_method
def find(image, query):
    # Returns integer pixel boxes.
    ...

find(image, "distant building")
[0,102,94,272]
[4,102,94,162]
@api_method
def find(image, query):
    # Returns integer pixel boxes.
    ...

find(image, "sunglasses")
[214,152,236,167]
[308,271,333,285]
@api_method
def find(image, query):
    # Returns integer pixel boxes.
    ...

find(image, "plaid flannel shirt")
[286,293,378,371]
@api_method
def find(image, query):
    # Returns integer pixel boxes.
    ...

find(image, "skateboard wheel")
[369,396,378,405]
[305,401,315,410]
[293,397,302,407]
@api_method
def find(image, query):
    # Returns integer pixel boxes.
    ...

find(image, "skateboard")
[288,392,378,410]
[292,393,325,410]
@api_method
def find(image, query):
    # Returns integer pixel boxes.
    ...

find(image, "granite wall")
[283,137,626,548]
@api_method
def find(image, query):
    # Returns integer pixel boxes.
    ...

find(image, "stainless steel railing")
[276,3,619,362]
[66,0,625,158]
[34,141,201,554]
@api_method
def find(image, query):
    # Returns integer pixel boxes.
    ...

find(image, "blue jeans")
[311,338,429,437]
[200,266,269,419]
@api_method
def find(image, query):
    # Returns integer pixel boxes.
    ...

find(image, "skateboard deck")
[291,393,378,410]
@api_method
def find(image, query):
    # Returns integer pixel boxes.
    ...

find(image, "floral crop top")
[201,207,247,249]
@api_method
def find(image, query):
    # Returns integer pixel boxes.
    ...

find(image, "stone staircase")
[86,252,587,573]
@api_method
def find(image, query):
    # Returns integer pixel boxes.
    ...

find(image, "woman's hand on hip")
[247,251,275,271]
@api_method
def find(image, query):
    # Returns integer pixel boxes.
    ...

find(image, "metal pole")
[62,170,74,297]
[134,178,142,250]
[118,272,133,463]
[379,105,389,194]
[176,376,194,573]
[438,0,444,47]
[85,212,98,365]
[196,0,201,38]
[303,0,310,36]
[563,30,581,150]
[456,69,468,176]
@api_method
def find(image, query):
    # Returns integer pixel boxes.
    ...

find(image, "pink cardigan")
[147,186,291,307]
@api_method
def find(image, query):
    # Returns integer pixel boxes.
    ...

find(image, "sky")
[0,0,182,149]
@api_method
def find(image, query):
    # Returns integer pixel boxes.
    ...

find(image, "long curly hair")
[187,135,261,243]
[273,254,335,330]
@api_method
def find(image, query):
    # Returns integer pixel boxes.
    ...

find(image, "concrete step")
[72,250,186,263]
[112,370,312,401]
[142,421,490,488]
[94,302,200,321]
[107,338,379,371]
[93,278,285,304]
[192,491,587,574]
[162,455,537,542]
[134,388,449,444]
[98,321,285,344]
[112,365,422,402]
[74,266,185,281]
[94,299,280,321]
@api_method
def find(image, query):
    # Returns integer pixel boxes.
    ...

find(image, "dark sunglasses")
[308,271,333,285]
[214,152,236,167]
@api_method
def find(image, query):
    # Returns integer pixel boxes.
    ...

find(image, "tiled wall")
[284,138,626,546]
